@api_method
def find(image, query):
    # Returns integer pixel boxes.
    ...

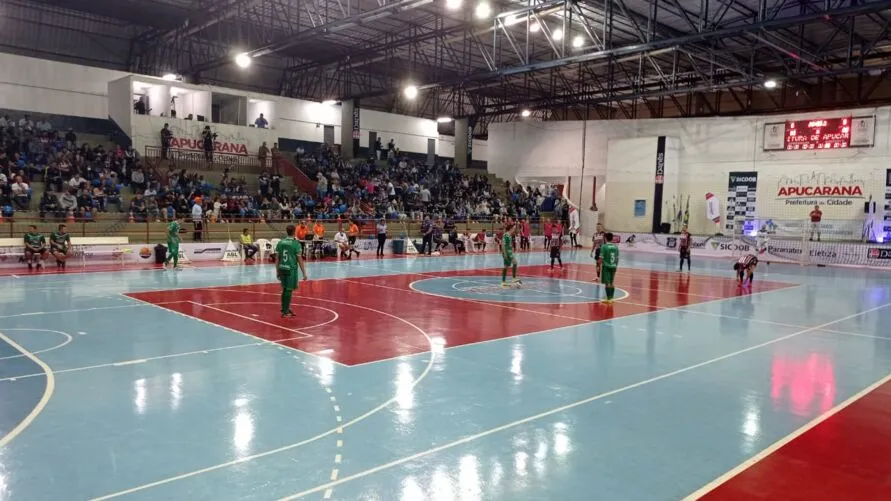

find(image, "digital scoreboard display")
[785,117,851,150]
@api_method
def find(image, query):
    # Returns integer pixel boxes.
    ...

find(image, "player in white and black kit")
[678,225,691,272]
[733,253,758,286]
[549,229,564,271]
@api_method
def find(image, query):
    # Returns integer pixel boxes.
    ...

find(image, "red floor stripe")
[699,377,891,500]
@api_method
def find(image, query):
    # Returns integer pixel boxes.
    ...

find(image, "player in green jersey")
[501,223,521,288]
[50,223,72,270]
[23,224,47,270]
[275,224,308,317]
[164,216,184,269]
[599,232,620,303]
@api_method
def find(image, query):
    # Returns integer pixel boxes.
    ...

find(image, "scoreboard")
[763,115,875,151]
[785,118,850,150]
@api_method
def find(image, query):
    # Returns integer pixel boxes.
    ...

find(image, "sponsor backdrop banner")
[611,232,891,267]
[725,172,758,234]
[885,168,891,239]
[132,115,276,160]
[651,136,666,233]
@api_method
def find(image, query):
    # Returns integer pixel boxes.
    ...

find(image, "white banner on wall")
[611,232,891,267]
[131,115,276,158]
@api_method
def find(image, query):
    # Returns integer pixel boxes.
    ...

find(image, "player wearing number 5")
[276,224,308,318]
[500,223,521,288]
[599,232,620,303]
[164,216,184,270]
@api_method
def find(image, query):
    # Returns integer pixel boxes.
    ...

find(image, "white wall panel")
[0,53,473,157]
[0,53,128,118]
[492,106,891,234]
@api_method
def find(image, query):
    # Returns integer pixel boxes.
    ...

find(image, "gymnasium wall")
[488,106,891,236]
[0,52,487,161]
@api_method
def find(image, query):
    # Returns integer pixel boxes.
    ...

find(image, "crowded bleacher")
[1,111,566,228]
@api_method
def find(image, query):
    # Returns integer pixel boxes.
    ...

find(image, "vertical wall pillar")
[454,117,470,169]
[340,99,359,160]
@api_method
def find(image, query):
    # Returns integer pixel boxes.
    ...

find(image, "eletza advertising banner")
[611,233,891,268]
[748,218,865,241]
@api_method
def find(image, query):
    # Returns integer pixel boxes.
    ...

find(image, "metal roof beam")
[152,0,265,45]
[478,61,891,117]
[351,0,891,100]
[181,0,434,76]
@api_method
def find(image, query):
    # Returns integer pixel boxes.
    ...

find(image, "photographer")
[202,126,217,162]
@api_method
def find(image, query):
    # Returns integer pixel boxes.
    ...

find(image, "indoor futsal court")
[1,250,891,501]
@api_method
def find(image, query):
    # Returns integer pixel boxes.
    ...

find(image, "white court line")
[683,370,891,499]
[340,279,593,322]
[188,302,313,340]
[0,342,263,383]
[0,329,56,448]
[276,301,891,500]
[204,302,340,331]
[344,276,882,343]
[0,303,148,319]
[342,278,803,369]
[0,329,74,361]
[125,296,347,367]
[90,290,439,501]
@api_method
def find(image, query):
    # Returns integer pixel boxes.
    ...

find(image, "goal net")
[721,168,890,267]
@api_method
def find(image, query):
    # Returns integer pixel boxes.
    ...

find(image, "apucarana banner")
[611,232,891,268]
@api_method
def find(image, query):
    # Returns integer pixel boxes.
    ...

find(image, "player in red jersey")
[678,225,692,272]
[733,253,758,286]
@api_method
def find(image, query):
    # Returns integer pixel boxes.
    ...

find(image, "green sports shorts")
[601,266,617,285]
[503,254,516,267]
[278,267,299,291]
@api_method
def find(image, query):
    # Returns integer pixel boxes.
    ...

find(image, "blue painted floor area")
[0,251,890,500]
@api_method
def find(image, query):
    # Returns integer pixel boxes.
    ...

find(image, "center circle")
[409,276,628,304]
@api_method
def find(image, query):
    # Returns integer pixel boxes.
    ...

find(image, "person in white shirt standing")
[191,200,204,242]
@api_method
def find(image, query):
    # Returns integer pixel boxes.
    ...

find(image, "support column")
[454,117,471,169]
[340,99,359,160]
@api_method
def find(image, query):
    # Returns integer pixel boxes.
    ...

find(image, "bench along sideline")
[0,237,131,267]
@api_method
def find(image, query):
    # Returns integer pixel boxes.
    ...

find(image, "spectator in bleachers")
[38,190,59,220]
[58,189,77,215]
[11,175,30,209]
[258,142,269,169]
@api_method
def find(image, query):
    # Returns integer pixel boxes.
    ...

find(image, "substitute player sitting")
[276,225,308,318]
[50,223,72,270]
[501,224,522,288]
[600,232,620,303]
[23,225,47,270]
[734,253,758,286]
